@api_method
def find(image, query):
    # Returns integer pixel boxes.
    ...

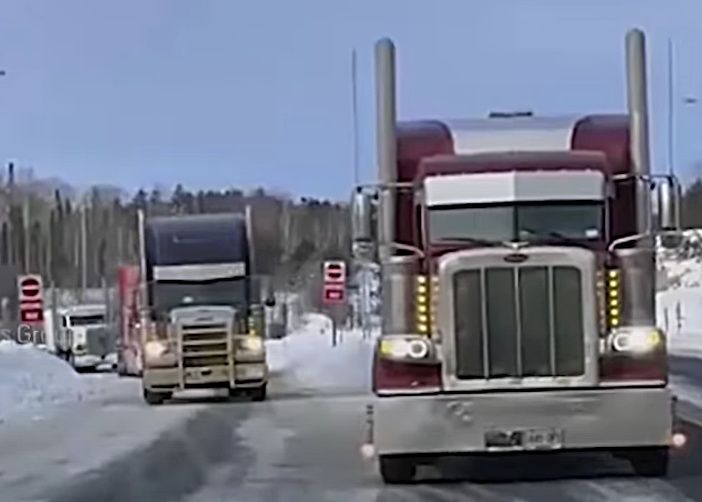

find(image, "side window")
[61,316,68,328]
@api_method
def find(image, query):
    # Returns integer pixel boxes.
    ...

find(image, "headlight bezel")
[144,340,171,360]
[378,335,436,363]
[240,335,264,353]
[235,334,265,356]
[609,327,664,354]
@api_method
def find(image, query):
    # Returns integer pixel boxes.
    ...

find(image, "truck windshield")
[428,202,603,243]
[68,314,106,326]
[151,278,248,316]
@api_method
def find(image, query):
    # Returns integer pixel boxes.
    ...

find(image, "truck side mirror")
[656,177,681,231]
[351,188,376,261]
[351,189,374,244]
[656,177,683,249]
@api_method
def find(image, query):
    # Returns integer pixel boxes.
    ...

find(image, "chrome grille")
[453,265,584,379]
[179,322,229,368]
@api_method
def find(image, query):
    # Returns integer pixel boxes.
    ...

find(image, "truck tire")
[379,455,417,484]
[251,384,267,402]
[143,388,171,406]
[628,447,669,477]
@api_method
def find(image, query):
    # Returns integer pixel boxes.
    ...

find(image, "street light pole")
[80,204,88,300]
[22,197,29,273]
[667,37,675,175]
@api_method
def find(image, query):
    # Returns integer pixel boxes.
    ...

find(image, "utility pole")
[80,204,88,300]
[22,197,29,273]
[351,48,360,185]
[667,37,675,175]
[7,162,14,268]
[47,209,53,283]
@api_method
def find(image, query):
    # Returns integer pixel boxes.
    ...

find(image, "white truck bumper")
[372,387,674,456]
[143,362,268,391]
[73,355,103,369]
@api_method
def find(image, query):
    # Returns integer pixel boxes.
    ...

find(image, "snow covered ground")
[0,341,127,423]
[658,285,702,358]
[657,230,702,357]
[266,312,375,394]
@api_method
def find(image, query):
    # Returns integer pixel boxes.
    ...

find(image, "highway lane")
[182,363,702,502]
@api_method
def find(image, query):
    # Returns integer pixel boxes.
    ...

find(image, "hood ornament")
[503,240,529,250]
[503,241,530,263]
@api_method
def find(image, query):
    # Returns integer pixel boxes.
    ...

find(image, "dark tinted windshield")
[428,202,603,243]
[152,278,247,316]
[68,314,106,326]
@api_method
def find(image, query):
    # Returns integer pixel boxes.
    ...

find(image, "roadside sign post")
[322,260,347,347]
[18,274,45,344]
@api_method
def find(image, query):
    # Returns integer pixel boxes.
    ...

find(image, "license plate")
[186,368,213,380]
[485,428,563,451]
[523,428,563,450]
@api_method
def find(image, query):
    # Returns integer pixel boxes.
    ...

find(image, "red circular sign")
[20,277,41,299]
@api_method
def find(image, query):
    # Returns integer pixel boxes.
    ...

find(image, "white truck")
[50,304,117,371]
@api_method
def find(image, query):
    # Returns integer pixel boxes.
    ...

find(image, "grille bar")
[514,267,522,375]
[454,265,584,380]
[548,266,556,375]
[178,321,232,371]
[480,269,489,378]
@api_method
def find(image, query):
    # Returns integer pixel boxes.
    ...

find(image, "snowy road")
[6,314,702,501]
[180,316,702,502]
[182,361,702,502]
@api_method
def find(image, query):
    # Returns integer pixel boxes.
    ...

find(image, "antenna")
[667,37,675,175]
[351,48,360,185]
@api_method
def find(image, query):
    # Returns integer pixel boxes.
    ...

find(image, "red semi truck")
[352,29,684,483]
[116,264,143,377]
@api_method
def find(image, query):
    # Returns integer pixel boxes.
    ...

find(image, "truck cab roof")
[397,114,631,182]
[64,304,107,316]
[418,150,610,180]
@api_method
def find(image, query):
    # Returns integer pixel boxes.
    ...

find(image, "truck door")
[57,314,73,352]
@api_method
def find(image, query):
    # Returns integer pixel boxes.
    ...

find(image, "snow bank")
[657,286,702,358]
[0,341,87,421]
[266,312,374,393]
[656,229,702,357]
[658,229,702,289]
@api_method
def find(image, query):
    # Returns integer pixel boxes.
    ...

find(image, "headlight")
[144,340,169,360]
[611,328,663,354]
[72,329,85,344]
[379,335,433,361]
[239,336,264,353]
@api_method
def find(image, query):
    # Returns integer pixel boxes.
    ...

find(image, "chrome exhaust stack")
[622,29,655,326]
[626,28,652,237]
[375,38,397,262]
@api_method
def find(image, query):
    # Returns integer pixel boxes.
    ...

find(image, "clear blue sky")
[1,0,701,200]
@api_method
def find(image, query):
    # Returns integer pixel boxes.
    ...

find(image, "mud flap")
[671,394,687,449]
[361,403,376,460]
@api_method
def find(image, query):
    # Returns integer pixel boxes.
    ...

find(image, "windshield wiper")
[520,228,583,245]
[435,236,503,247]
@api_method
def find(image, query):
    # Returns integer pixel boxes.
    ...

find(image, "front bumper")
[143,362,268,391]
[73,355,103,368]
[373,387,674,455]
